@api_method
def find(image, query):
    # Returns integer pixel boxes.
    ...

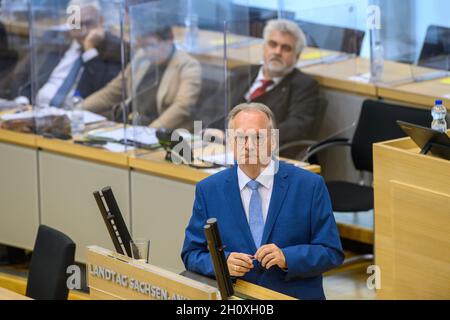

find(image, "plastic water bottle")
[431,100,448,132]
[71,91,85,136]
[370,41,384,83]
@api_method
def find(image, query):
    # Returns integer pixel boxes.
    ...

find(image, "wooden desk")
[373,134,450,299]
[173,26,339,69]
[301,58,440,98]
[87,246,295,300]
[0,287,32,300]
[182,271,295,300]
[36,136,130,168]
[334,212,373,245]
[378,77,450,108]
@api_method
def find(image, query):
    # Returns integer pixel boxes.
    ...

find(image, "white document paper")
[103,142,135,153]
[198,152,235,166]
[88,126,158,146]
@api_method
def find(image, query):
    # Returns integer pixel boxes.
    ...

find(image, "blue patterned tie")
[50,56,83,108]
[247,180,264,248]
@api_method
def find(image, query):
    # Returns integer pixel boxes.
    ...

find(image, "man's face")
[263,30,298,77]
[135,34,173,64]
[229,111,276,167]
[70,6,103,44]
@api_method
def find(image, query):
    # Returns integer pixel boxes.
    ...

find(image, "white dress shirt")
[237,160,276,224]
[36,41,99,108]
[244,67,284,102]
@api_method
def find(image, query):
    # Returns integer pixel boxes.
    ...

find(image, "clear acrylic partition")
[373,0,449,86]
[29,0,126,139]
[407,0,450,86]
[279,1,359,76]
[126,0,243,168]
[220,4,256,167]
[0,0,31,101]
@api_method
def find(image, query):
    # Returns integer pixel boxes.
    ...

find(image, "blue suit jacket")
[181,161,344,300]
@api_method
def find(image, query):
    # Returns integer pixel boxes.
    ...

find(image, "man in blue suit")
[181,102,344,300]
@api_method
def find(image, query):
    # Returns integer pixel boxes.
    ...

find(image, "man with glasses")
[182,103,343,300]
[8,0,123,107]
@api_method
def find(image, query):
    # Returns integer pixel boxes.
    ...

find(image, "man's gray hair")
[227,102,277,130]
[263,19,307,55]
[68,0,101,11]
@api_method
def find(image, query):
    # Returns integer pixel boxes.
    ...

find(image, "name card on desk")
[86,246,219,300]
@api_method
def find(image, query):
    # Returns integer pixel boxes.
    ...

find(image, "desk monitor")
[397,120,450,160]
[93,187,139,259]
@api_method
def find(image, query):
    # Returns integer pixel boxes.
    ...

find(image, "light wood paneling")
[234,280,296,300]
[378,78,450,108]
[0,272,89,300]
[373,134,450,299]
[390,181,450,299]
[0,287,32,300]
[87,246,219,300]
[0,129,37,148]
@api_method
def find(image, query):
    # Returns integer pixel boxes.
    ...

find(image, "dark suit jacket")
[207,65,320,145]
[0,21,18,97]
[181,161,344,300]
[6,31,124,100]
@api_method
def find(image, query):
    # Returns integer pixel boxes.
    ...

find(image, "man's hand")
[227,252,254,277]
[255,244,287,270]
[83,28,104,51]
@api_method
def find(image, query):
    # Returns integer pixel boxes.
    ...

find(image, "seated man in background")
[83,18,201,130]
[181,103,343,300]
[7,0,123,107]
[205,19,320,150]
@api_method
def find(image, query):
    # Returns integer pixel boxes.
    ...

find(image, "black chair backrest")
[418,25,450,70]
[297,20,365,55]
[0,21,18,81]
[196,4,295,38]
[0,21,8,51]
[26,225,76,300]
[228,4,277,38]
[351,100,431,173]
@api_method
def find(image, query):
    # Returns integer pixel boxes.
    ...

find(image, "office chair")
[229,4,295,38]
[195,4,294,38]
[296,20,365,55]
[300,100,431,264]
[26,225,76,300]
[418,25,450,70]
[304,99,431,212]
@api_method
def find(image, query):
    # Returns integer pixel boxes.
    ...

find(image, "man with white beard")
[205,19,320,151]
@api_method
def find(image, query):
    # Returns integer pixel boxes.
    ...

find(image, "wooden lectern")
[373,134,450,299]
[86,246,295,300]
